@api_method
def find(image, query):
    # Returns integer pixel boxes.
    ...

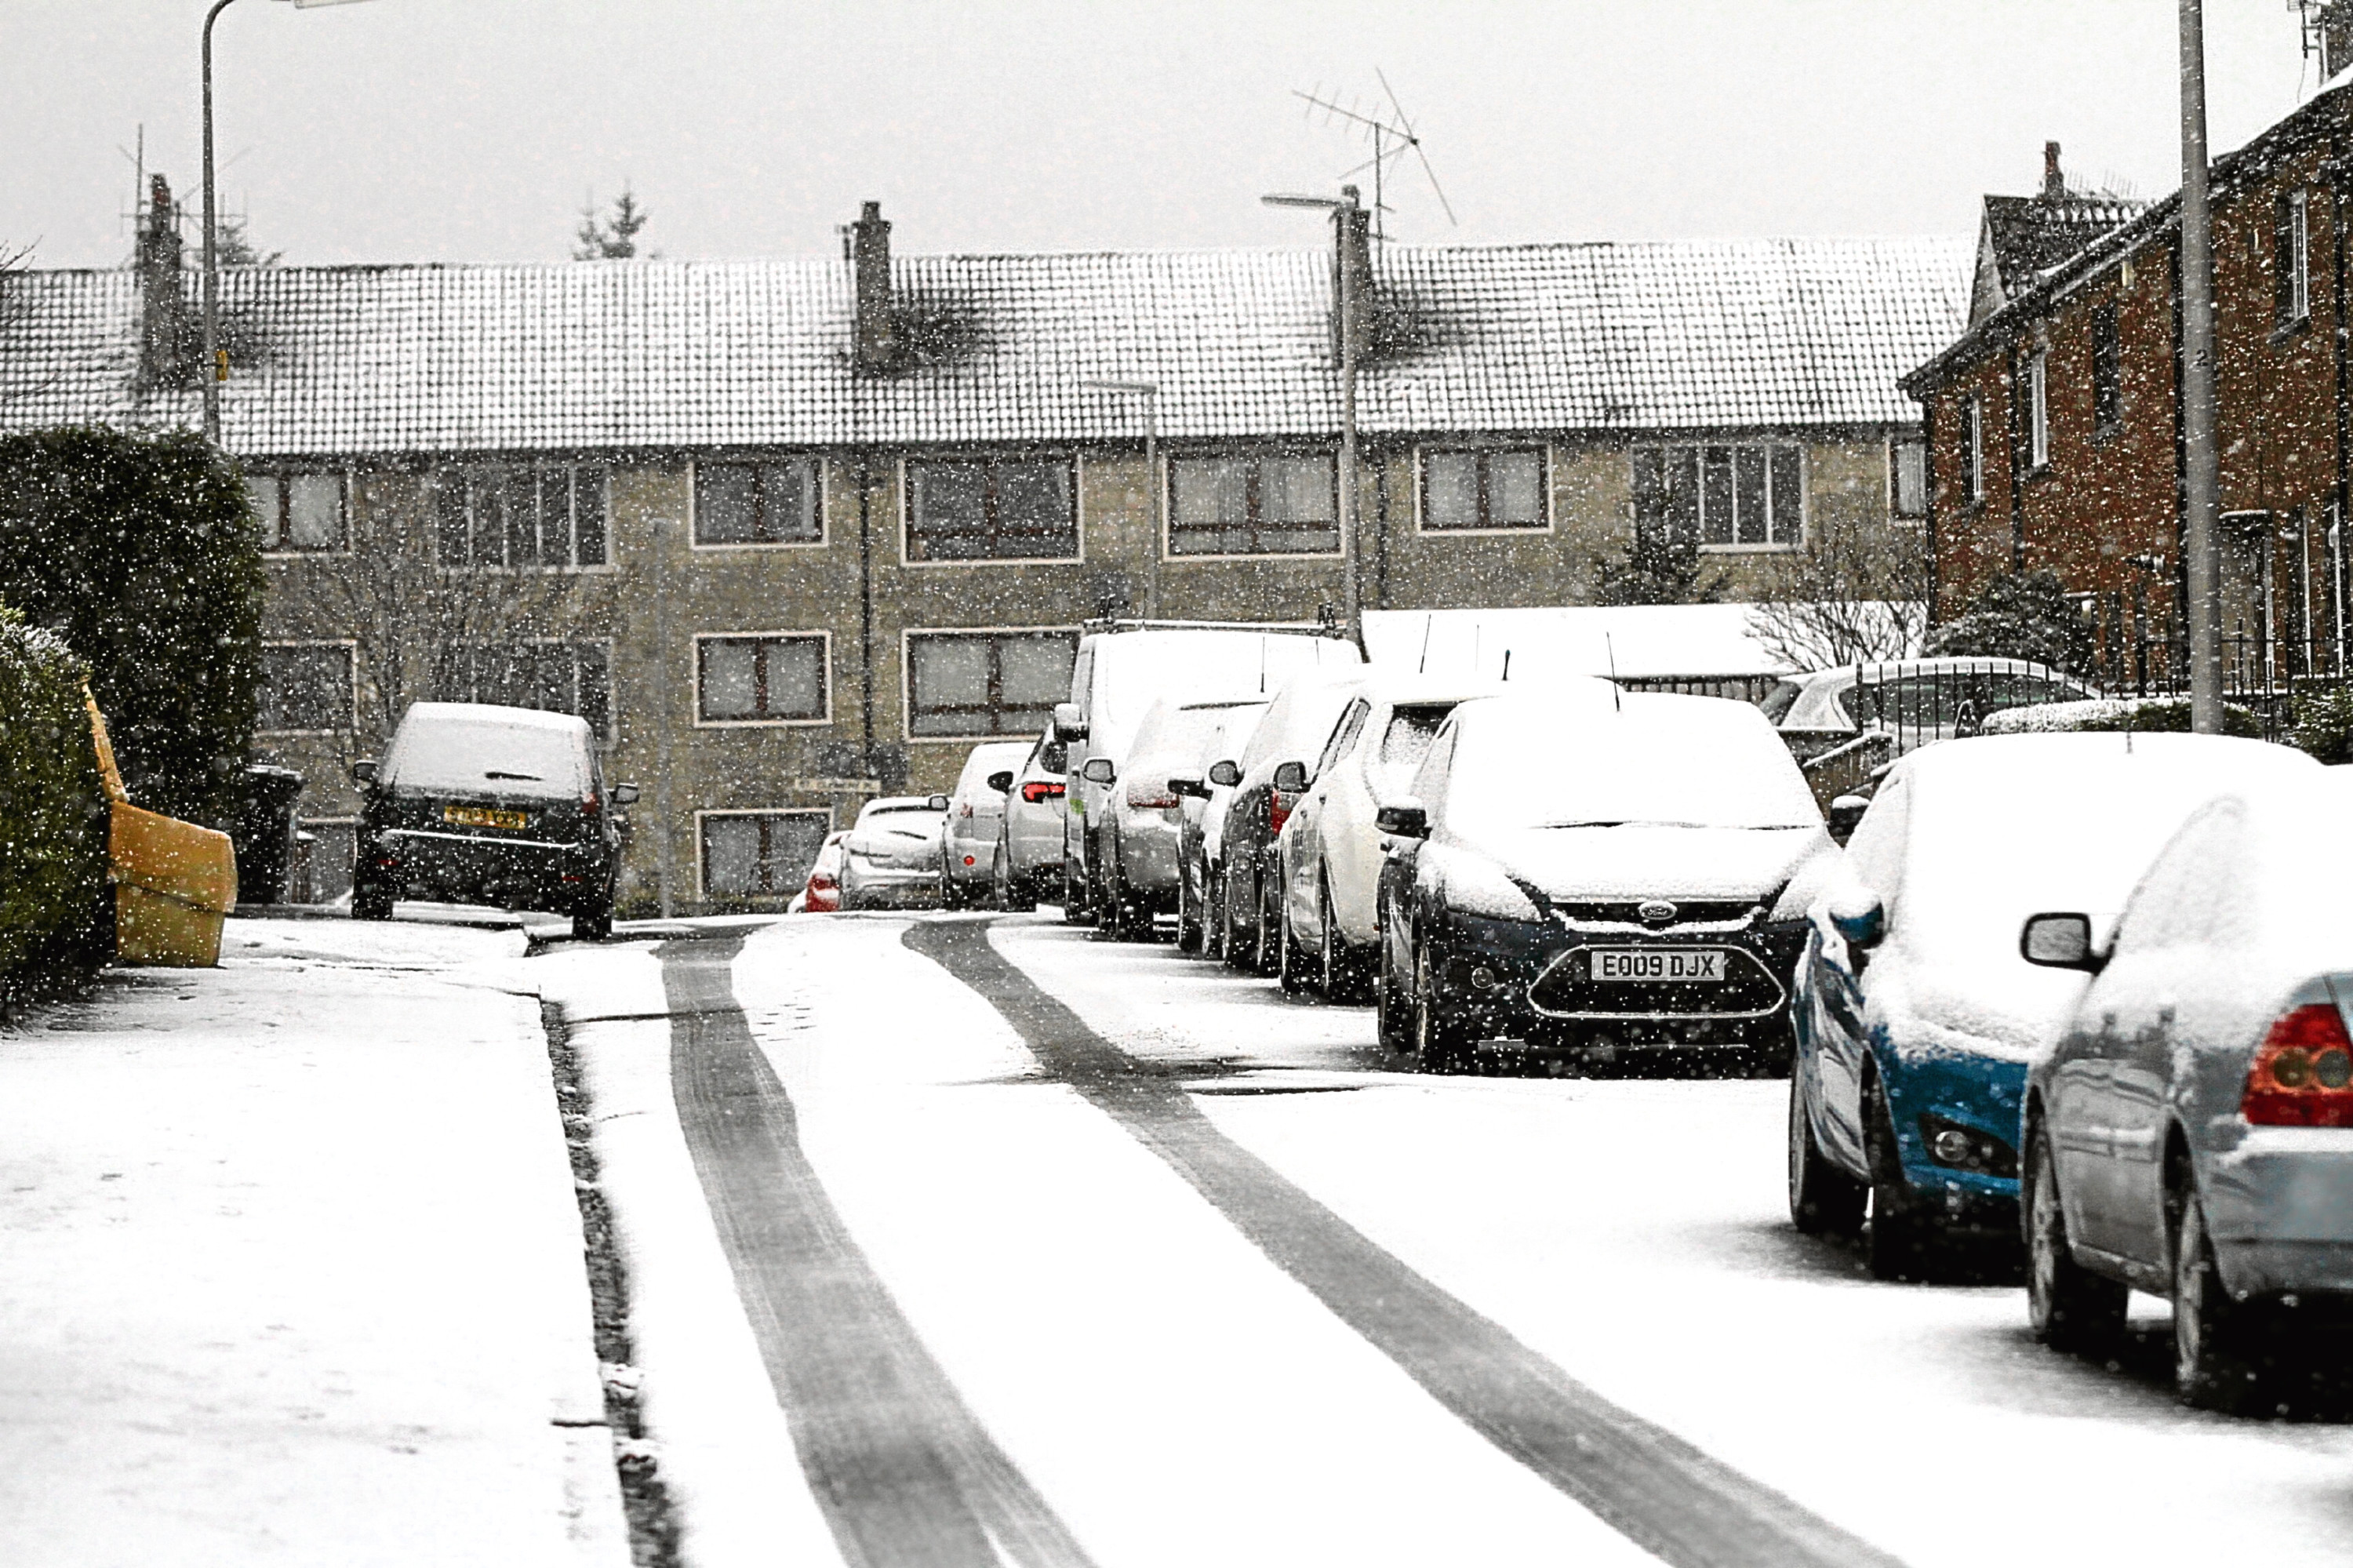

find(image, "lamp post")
[202,0,373,446]
[2180,0,2224,731]
[1082,379,1161,618]
[1263,187,1366,650]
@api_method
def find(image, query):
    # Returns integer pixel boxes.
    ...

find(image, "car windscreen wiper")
[1529,818,1725,831]
[483,769,543,781]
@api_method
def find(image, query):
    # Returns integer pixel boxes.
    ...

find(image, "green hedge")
[0,608,111,1010]
[0,426,263,826]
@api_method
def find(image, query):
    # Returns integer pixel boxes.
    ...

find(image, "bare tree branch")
[1744,514,1931,671]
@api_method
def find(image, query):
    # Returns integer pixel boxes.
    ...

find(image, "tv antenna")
[1293,70,1457,245]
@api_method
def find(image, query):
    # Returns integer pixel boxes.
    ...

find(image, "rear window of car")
[384,715,587,797]
[1372,704,1454,796]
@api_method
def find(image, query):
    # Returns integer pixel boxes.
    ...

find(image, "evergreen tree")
[1928,568,2096,674]
[573,188,650,260]
[1597,523,1717,606]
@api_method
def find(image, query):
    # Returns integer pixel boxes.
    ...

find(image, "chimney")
[2326,2,2353,79]
[136,173,187,389]
[2042,141,2065,203]
[851,201,896,373]
[1332,184,1373,363]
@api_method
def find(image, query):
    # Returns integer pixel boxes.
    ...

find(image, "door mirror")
[1080,758,1116,785]
[2020,911,2103,972]
[1053,702,1089,741]
[1375,800,1429,839]
[1827,888,1885,951]
[986,770,1015,794]
[1168,773,1208,799]
[350,758,379,784]
[610,782,640,806]
[1271,760,1309,794]
[1826,793,1870,846]
[1207,759,1242,788]
[926,794,951,812]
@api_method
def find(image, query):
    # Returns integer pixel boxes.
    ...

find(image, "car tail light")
[958,801,974,818]
[1270,790,1299,838]
[1126,781,1180,809]
[809,871,838,891]
[581,793,601,817]
[1020,780,1065,804]
[2242,1003,2353,1126]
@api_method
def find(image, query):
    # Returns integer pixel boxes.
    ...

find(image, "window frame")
[2280,188,2312,328]
[2026,348,2051,473]
[691,455,826,550]
[900,625,1082,743]
[1631,442,1807,554]
[1964,395,1985,504]
[256,638,358,736]
[1163,447,1345,560]
[696,806,836,900]
[439,637,616,748]
[900,453,1083,567]
[1888,438,1929,520]
[431,461,613,573]
[245,468,351,555]
[1413,445,1552,535]
[692,631,834,729]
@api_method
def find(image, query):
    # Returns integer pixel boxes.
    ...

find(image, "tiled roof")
[1972,193,2149,324]
[0,238,1969,458]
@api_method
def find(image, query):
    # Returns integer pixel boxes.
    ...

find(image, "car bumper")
[1437,912,1806,1050]
[840,860,941,908]
[373,828,602,908]
[2207,1130,2353,1295]
[1114,813,1183,893]
[943,833,995,886]
[1879,1048,2028,1219]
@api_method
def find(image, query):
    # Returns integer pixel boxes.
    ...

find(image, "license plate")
[443,805,529,831]
[1592,948,1727,983]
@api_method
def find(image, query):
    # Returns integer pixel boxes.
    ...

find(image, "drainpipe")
[650,512,676,918]
[858,452,875,769]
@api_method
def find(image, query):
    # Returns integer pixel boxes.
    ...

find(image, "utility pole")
[201,0,235,445]
[2180,0,2224,732]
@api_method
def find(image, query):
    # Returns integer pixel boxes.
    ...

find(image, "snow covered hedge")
[0,608,111,1009]
[1980,697,2264,738]
[0,427,263,826]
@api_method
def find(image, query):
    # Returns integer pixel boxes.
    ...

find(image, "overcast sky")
[0,2,2333,269]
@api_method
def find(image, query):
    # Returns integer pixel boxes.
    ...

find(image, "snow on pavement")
[0,917,627,1568]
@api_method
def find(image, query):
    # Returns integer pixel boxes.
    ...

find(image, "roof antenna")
[1260,636,1268,694]
[1502,648,1513,682]
[1292,70,1457,246]
[1417,612,1434,675]
[1606,632,1623,712]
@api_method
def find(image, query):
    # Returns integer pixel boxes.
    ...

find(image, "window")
[1168,451,1340,556]
[1630,444,1803,548]
[696,457,820,545]
[2092,304,2123,438]
[1315,699,1373,778]
[2027,349,2050,471]
[433,464,609,569]
[259,643,353,733]
[906,457,1077,562]
[700,810,832,899]
[696,635,828,725]
[1963,395,1984,504]
[1889,439,1928,518]
[1420,448,1547,531]
[2279,190,2311,326]
[442,641,613,742]
[906,630,1078,738]
[244,471,347,552]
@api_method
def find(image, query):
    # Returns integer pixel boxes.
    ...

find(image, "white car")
[940,740,1031,910]
[1214,667,1371,973]
[1173,699,1270,955]
[1094,695,1266,939]
[1762,657,2099,757]
[838,795,951,911]
[1274,675,1509,997]
[995,733,1067,911]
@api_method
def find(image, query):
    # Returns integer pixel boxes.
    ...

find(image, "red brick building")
[1904,80,2353,686]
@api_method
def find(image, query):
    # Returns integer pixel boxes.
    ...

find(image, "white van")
[1051,622,1361,922]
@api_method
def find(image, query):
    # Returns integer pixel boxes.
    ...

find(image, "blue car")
[1787,733,2317,1280]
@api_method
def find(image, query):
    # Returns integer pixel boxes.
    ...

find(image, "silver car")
[1094,695,1265,940]
[995,733,1067,911]
[838,795,950,911]
[2022,769,2353,1412]
[940,740,1031,910]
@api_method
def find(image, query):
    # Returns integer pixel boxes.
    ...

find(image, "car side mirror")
[1375,800,1428,839]
[1271,760,1309,794]
[2020,911,2104,972]
[350,758,378,784]
[1826,793,1869,846]
[1053,702,1089,741]
[1827,889,1885,951]
[1207,759,1242,788]
[926,794,951,812]
[1168,773,1208,799]
[610,782,640,806]
[1080,758,1115,785]
[986,770,1015,794]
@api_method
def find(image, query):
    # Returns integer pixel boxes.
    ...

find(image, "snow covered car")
[1762,657,2097,757]
[791,831,849,914]
[1052,623,1362,922]
[1172,698,1270,955]
[940,740,1031,910]
[1272,674,1511,997]
[2020,770,2353,1411]
[1093,695,1266,940]
[1788,733,2318,1281]
[1376,691,1833,1073]
[351,702,636,941]
[838,795,951,910]
[994,733,1067,911]
[1215,668,1371,973]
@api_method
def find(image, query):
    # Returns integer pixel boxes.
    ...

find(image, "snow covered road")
[544,911,2353,1568]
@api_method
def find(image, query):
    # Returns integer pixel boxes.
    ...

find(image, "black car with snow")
[351,702,636,940]
[1374,692,1837,1072]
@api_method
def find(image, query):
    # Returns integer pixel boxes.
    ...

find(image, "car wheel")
[1176,860,1204,954]
[1062,854,1093,926]
[1253,872,1280,977]
[1277,898,1307,994]
[2174,1185,2276,1413]
[1864,1071,1942,1282]
[1318,872,1366,1003]
[1787,1073,1865,1239]
[2025,1124,2126,1353]
[571,900,613,943]
[1222,868,1256,971]
[351,873,393,922]
[1414,937,1474,1074]
[1375,947,1409,1053]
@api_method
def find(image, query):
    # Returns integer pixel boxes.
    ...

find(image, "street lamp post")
[2180,0,2224,731]
[1082,379,1161,618]
[1263,187,1366,651]
[202,0,373,446]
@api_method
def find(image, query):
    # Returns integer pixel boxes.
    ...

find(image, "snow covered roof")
[0,237,1969,458]
[1365,604,1803,682]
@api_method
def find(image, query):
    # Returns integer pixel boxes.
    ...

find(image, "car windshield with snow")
[1374,691,1833,1074]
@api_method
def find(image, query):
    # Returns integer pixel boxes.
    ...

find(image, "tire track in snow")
[657,934,1097,1568]
[907,919,1904,1568]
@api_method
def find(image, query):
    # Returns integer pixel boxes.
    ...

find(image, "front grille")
[1551,900,1760,930]
[1527,941,1787,1019]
